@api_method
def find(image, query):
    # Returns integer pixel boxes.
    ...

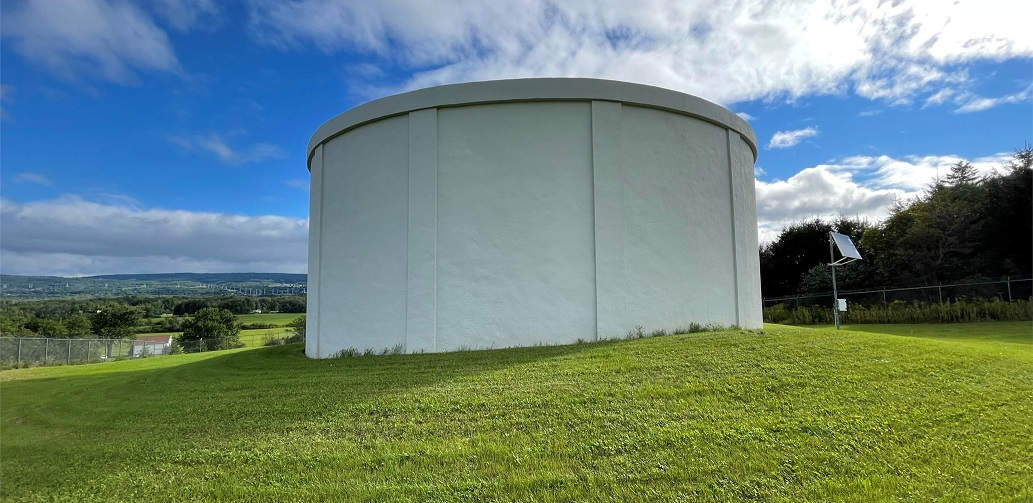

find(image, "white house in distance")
[131,335,172,357]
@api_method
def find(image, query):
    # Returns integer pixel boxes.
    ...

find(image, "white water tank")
[305,78,760,357]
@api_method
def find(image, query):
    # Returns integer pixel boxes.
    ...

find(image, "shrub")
[286,317,305,343]
[179,308,241,352]
[764,298,1033,325]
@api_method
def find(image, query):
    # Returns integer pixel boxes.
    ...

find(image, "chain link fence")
[763,276,1031,308]
[0,337,174,369]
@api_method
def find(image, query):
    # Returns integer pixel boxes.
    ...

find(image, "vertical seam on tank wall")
[589,102,599,341]
[433,108,439,353]
[317,144,325,358]
[404,113,411,353]
[726,129,740,326]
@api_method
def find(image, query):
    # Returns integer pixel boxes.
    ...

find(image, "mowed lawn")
[818,321,1031,345]
[2,323,1031,501]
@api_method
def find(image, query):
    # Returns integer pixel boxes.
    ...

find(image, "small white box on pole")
[837,298,847,312]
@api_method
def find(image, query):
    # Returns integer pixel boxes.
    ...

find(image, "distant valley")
[0,273,307,299]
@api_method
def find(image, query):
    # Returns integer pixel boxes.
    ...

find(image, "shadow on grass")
[1,336,628,429]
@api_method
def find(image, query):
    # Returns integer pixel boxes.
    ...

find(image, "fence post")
[67,339,71,364]
[119,339,123,358]
[882,287,887,304]
[938,284,943,304]
[45,338,49,363]
[1007,276,1012,301]
[87,340,92,362]
[17,338,22,365]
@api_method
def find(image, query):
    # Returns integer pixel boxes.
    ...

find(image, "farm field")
[2,323,1031,501]
[136,313,302,348]
[238,327,294,347]
[233,312,302,327]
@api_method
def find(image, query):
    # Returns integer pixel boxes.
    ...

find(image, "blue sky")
[1,0,1031,275]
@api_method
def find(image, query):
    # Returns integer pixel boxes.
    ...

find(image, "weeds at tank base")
[625,322,745,340]
[326,323,757,358]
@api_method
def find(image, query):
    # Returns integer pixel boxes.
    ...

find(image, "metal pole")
[45,338,49,363]
[119,339,123,358]
[938,285,943,304]
[87,340,92,362]
[830,234,839,330]
[1007,276,1012,301]
[882,288,887,304]
[17,338,22,365]
[67,340,71,364]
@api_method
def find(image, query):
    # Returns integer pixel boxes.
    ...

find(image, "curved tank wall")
[305,78,761,357]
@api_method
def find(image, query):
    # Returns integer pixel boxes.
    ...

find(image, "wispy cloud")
[954,84,1033,113]
[285,179,308,190]
[736,112,756,121]
[2,0,185,84]
[768,127,818,149]
[14,172,53,186]
[170,134,284,165]
[0,84,13,121]
[152,0,220,31]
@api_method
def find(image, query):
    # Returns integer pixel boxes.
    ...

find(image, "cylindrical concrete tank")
[305,78,760,358]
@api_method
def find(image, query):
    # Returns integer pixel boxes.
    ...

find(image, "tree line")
[760,147,1032,300]
[0,294,306,339]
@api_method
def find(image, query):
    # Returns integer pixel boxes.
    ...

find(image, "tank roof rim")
[307,77,757,169]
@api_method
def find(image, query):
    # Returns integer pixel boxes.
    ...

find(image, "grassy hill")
[2,323,1031,501]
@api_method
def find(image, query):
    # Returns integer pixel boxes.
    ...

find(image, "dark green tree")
[944,160,979,186]
[91,303,141,339]
[179,308,240,352]
[859,146,1031,285]
[759,218,875,297]
[64,313,93,337]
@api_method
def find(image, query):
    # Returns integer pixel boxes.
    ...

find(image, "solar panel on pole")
[830,232,862,260]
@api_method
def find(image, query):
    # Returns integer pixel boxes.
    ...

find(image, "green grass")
[137,328,292,348]
[238,327,294,347]
[234,312,302,327]
[3,323,1031,501]
[814,321,1032,345]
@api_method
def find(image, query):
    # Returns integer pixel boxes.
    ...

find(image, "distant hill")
[86,273,306,283]
[0,273,306,299]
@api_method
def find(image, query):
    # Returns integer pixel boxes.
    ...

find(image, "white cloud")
[0,195,307,276]
[768,127,818,149]
[1,0,182,84]
[954,84,1033,113]
[14,172,52,186]
[736,112,756,121]
[246,0,1033,105]
[754,151,1013,243]
[170,134,284,165]
[152,0,219,31]
[923,88,955,107]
